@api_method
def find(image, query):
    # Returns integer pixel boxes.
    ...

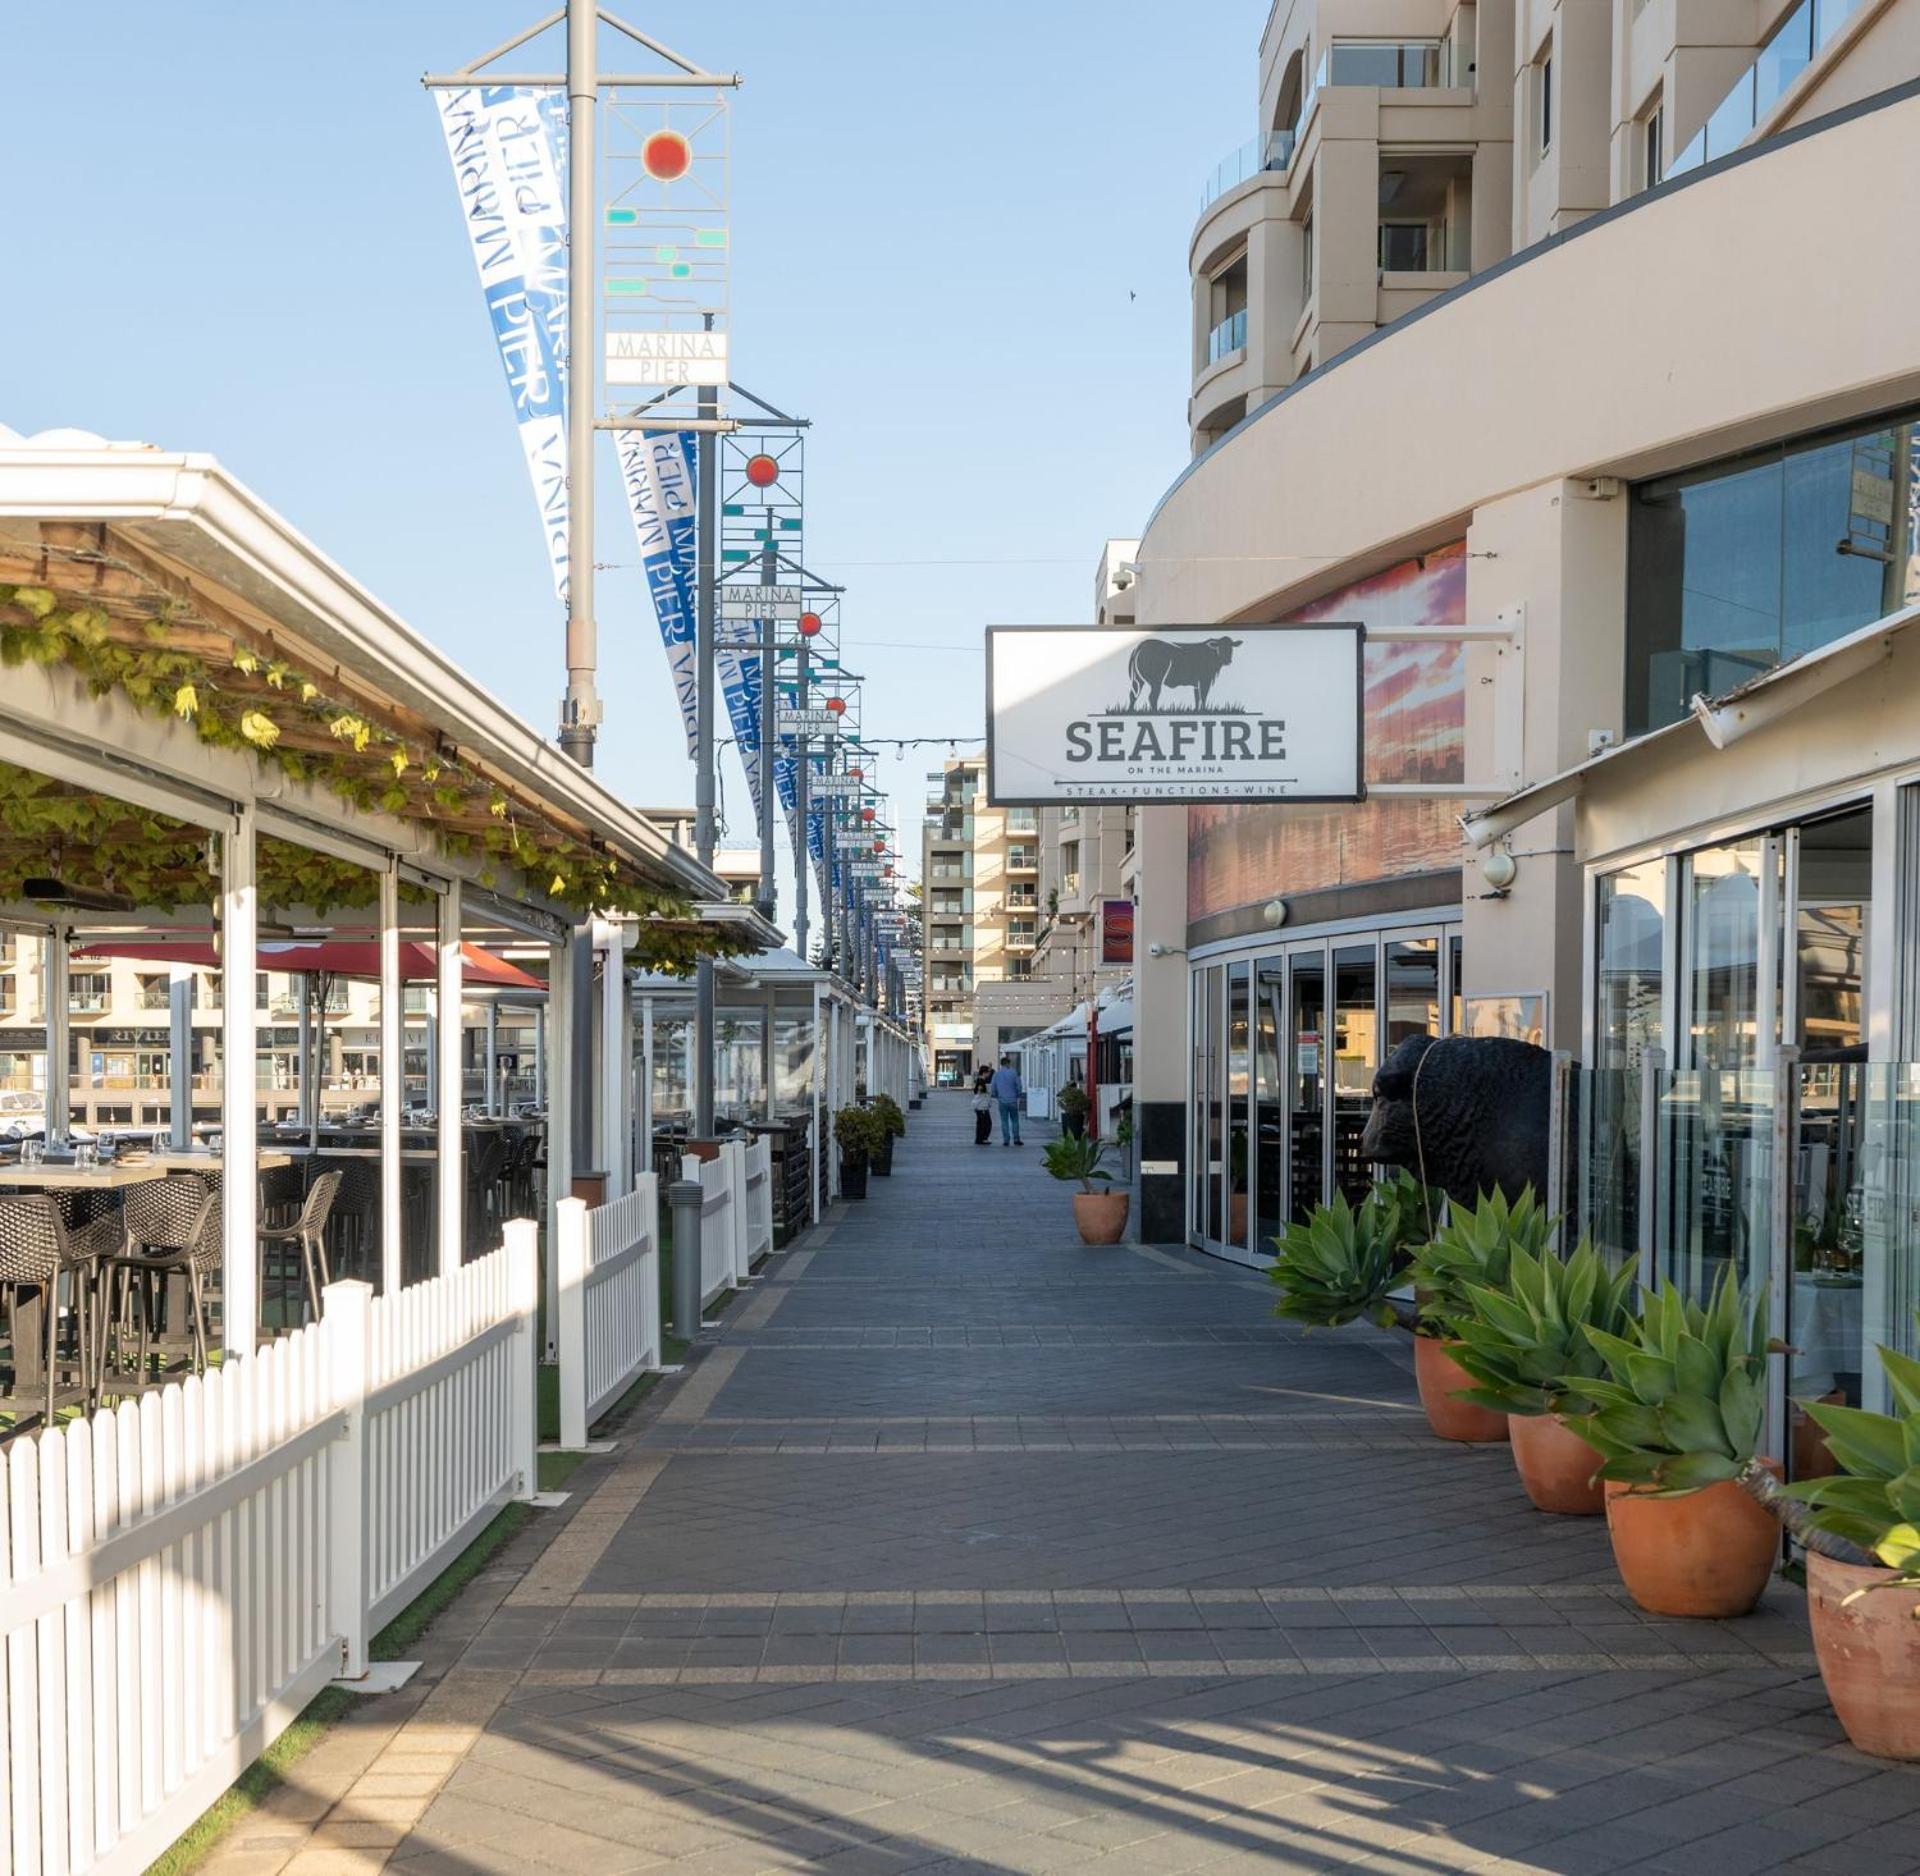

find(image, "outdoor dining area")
[0,429,738,1438]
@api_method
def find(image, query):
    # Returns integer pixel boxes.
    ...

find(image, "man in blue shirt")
[988,1057,1024,1146]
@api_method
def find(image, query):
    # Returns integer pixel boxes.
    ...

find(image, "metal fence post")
[505,1218,540,1500]
[668,1171,704,1344]
[555,1197,591,1451]
[323,1277,373,1679]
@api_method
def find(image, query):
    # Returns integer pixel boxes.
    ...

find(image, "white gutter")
[0,440,724,903]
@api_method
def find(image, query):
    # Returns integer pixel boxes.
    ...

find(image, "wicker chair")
[258,1170,341,1325]
[96,1175,220,1393]
[0,1196,114,1427]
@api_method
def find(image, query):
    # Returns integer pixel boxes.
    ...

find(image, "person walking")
[989,1055,1024,1147]
[970,1064,994,1146]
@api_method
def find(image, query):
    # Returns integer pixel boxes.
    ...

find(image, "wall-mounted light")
[1146,941,1187,959]
[1480,848,1518,892]
[1262,897,1289,928]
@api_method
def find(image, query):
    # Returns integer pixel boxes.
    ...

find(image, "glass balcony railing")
[1323,39,1444,88]
[1199,126,1299,212]
[1206,307,1248,364]
[1667,0,1860,177]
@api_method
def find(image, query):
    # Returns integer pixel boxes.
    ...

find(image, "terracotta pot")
[1509,1412,1605,1514]
[1792,1390,1845,1482]
[1072,1190,1130,1245]
[1602,1466,1780,1617]
[1414,1336,1509,1443]
[1807,1552,1920,1760]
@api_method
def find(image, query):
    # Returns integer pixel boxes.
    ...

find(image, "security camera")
[1113,564,1137,591]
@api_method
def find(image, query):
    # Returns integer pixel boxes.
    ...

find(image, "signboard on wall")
[985,624,1364,804]
[1099,897,1134,967]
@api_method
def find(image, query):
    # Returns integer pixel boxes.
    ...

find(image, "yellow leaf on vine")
[233,649,259,675]
[299,681,319,703]
[489,794,508,819]
[389,749,409,778]
[172,683,199,719]
[239,710,280,748]
[550,873,567,896]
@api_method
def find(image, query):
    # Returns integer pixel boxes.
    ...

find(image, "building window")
[1301,214,1314,295]
[1641,101,1665,189]
[1625,409,1920,734]
[1536,52,1553,156]
[1378,222,1431,272]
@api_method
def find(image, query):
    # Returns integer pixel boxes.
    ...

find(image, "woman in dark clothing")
[971,1064,994,1145]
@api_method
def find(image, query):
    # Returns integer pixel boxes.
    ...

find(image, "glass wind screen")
[1385,937,1440,1049]
[1289,951,1326,1225]
[1683,842,1766,1073]
[1333,944,1377,1207]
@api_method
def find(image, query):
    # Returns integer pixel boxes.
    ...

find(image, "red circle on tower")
[861,807,876,822]
[798,611,823,637]
[826,695,847,715]
[873,839,885,853]
[640,129,693,181]
[744,453,779,488]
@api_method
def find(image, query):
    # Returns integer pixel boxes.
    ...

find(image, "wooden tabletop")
[0,1162,163,1191]
[143,1151,293,1173]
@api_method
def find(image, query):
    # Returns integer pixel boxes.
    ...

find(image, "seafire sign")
[985,624,1364,805]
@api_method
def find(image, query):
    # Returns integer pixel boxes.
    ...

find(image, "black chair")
[0,1196,115,1428]
[258,1169,343,1326]
[96,1175,220,1392]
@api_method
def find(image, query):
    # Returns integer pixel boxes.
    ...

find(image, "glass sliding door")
[1254,955,1285,1255]
[1191,968,1213,1243]
[1332,942,1379,1207]
[1225,961,1252,1258]
[1288,950,1326,1225]
[1591,859,1668,1260]
[1385,936,1440,1052]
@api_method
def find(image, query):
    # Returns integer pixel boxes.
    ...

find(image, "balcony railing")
[1006,851,1038,872]
[1322,39,1444,89]
[1061,872,1082,899]
[1206,307,1248,364]
[1199,126,1299,212]
[1667,0,1860,176]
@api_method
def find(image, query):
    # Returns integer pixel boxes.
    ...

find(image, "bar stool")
[0,1196,114,1427]
[96,1175,219,1393]
[258,1170,341,1325]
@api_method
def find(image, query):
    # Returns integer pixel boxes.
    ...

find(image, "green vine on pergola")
[0,546,752,975]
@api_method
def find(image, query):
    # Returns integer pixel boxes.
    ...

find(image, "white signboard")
[986,624,1363,805]
[777,708,839,735]
[810,777,861,797]
[605,330,729,387]
[718,585,804,620]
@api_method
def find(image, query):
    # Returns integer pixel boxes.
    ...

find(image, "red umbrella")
[73,934,541,989]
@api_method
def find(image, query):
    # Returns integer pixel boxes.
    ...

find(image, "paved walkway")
[222,1095,1920,1875]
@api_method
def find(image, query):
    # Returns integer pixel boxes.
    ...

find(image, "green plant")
[1409,1186,1554,1335]
[1445,1238,1640,1417]
[1268,1169,1442,1332]
[1784,1335,1920,1585]
[834,1105,883,1162]
[1042,1131,1114,1193]
[1056,1082,1089,1115]
[870,1093,906,1138]
[1563,1271,1875,1561]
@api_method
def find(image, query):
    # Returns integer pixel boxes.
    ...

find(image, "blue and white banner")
[715,621,766,825]
[616,429,700,755]
[437,86,571,604]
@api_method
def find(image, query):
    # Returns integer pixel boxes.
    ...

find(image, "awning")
[1460,600,1920,850]
[74,934,541,988]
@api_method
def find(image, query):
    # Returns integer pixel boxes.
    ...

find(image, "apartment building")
[920,756,1036,1082]
[1130,0,1920,1293]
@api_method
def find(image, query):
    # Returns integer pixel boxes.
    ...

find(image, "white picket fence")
[0,1224,538,1876]
[741,1137,774,1271]
[554,1180,662,1450]
[687,1148,740,1309]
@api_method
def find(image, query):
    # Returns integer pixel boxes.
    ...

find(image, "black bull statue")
[1358,1034,1559,1208]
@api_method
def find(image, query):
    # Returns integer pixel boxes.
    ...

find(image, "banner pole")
[694,353,718,1139]
[795,641,811,964]
[561,0,599,766]
[758,531,777,924]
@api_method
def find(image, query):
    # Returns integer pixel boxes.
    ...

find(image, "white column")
[544,933,574,1358]
[45,922,70,1145]
[639,993,655,1185]
[168,962,194,1151]
[221,809,258,1357]
[379,864,403,1294]
[485,1002,500,1114]
[436,878,463,1278]
[296,977,314,1134]
[809,979,822,1224]
[596,920,628,1197]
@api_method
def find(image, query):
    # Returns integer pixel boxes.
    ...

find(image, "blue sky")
[7,1,1261,887]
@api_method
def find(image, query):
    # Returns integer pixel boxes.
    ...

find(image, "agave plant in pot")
[1782,1337,1920,1760]
[1405,1187,1555,1443]
[1445,1238,1639,1512]
[1268,1168,1440,1334]
[1043,1131,1128,1243]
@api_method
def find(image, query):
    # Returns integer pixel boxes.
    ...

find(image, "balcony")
[1668,0,1862,177]
[1006,850,1038,874]
[1199,126,1298,213]
[1206,307,1248,365]
[1005,929,1037,952]
[1006,889,1038,911]
[1320,39,1445,91]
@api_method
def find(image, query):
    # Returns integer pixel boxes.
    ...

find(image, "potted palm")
[1783,1338,1920,1760]
[1044,1132,1128,1243]
[1445,1238,1639,1512]
[834,1104,882,1200]
[1404,1188,1554,1443]
[1056,1081,1089,1139]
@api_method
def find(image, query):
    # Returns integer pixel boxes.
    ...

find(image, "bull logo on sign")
[1124,636,1244,712]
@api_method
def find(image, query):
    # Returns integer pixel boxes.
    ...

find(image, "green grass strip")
[146,1501,533,1875]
